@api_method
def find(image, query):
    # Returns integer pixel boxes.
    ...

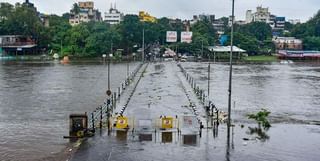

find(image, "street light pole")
[201,39,204,58]
[142,28,145,62]
[108,38,113,90]
[228,0,235,128]
[127,54,129,82]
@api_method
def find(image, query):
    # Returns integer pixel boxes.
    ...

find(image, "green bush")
[247,108,271,129]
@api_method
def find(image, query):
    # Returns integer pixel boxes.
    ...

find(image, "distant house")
[104,4,123,25]
[0,35,37,55]
[273,37,303,50]
[69,1,102,26]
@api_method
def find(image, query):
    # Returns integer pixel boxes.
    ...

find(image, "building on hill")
[69,1,102,26]
[78,1,94,9]
[212,19,225,35]
[253,6,271,23]
[139,11,156,23]
[190,14,215,25]
[245,6,286,35]
[104,3,123,25]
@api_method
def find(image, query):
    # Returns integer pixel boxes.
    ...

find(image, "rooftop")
[208,46,246,53]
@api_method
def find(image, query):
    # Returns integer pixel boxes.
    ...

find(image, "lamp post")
[127,53,129,83]
[108,53,113,90]
[142,28,145,62]
[107,53,113,135]
[201,39,204,59]
[228,0,235,129]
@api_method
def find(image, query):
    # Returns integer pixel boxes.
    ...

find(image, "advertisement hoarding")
[166,31,177,42]
[181,32,193,43]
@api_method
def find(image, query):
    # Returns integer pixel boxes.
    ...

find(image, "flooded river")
[0,60,140,161]
[181,61,320,124]
[0,60,319,161]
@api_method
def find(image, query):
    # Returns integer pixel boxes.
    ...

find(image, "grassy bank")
[243,55,278,62]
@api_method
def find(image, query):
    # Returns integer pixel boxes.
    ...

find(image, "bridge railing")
[86,62,144,131]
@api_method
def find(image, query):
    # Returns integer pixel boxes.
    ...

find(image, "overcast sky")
[2,0,319,22]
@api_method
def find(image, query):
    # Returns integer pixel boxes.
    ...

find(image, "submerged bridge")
[67,61,227,161]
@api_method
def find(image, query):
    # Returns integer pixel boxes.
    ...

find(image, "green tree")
[71,3,80,14]
[47,15,72,54]
[235,21,272,41]
[303,36,320,50]
[65,24,90,56]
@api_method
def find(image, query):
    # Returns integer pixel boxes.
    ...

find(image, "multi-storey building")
[190,14,215,25]
[104,4,123,25]
[212,19,225,35]
[245,10,253,23]
[245,6,286,31]
[275,17,286,30]
[69,1,102,26]
[253,6,271,23]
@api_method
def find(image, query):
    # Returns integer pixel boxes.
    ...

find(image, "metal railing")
[87,62,145,132]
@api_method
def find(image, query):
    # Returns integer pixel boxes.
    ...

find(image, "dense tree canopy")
[290,10,320,50]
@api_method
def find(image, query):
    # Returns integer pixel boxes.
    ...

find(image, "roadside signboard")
[116,116,128,129]
[181,32,193,43]
[161,117,173,129]
[166,31,177,42]
[182,116,198,128]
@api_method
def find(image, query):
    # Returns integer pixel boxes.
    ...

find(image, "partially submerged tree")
[247,108,271,129]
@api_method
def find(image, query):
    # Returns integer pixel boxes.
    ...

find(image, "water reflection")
[247,127,270,142]
[182,134,197,146]
[181,62,320,124]
[161,132,173,143]
[116,130,128,141]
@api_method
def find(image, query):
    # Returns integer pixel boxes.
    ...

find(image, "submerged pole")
[142,28,145,62]
[228,0,235,128]
[208,57,210,98]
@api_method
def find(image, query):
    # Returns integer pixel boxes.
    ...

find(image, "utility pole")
[127,54,129,81]
[201,39,204,58]
[208,58,210,98]
[60,39,62,56]
[108,41,112,90]
[142,28,145,62]
[228,0,235,128]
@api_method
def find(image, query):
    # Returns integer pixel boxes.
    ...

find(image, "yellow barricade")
[116,116,129,129]
[161,117,173,129]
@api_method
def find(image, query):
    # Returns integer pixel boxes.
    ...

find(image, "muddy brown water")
[0,60,140,161]
[181,61,320,124]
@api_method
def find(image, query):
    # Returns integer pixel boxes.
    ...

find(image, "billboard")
[181,32,193,43]
[166,31,177,42]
